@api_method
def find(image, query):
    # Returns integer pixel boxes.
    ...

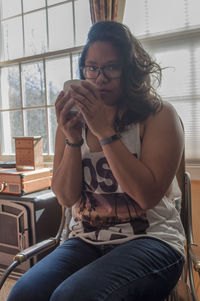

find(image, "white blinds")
[123,0,200,164]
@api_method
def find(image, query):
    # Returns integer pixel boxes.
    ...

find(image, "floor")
[0,278,17,301]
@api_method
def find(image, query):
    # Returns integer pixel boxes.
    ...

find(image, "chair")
[165,150,200,301]
[0,151,200,301]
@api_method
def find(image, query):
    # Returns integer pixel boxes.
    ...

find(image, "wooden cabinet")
[191,180,200,298]
[0,190,62,276]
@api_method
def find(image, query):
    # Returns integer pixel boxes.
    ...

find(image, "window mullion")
[145,0,150,35]
[45,0,50,51]
[19,62,25,136]
[0,45,83,67]
[72,0,76,46]
[21,0,25,57]
[70,53,73,78]
[184,0,189,28]
[0,0,3,60]
[43,58,50,155]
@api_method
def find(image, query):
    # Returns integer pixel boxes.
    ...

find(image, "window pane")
[2,17,23,60]
[72,54,80,79]
[24,10,47,56]
[123,0,146,36]
[194,47,200,96]
[48,107,57,154]
[46,56,71,105]
[75,0,91,46]
[22,61,45,107]
[23,0,45,12]
[171,100,200,162]
[1,0,21,19]
[188,0,200,27]
[24,108,48,153]
[0,66,21,110]
[0,110,23,154]
[123,0,186,36]
[155,49,191,98]
[47,0,64,5]
[148,0,185,34]
[48,3,74,51]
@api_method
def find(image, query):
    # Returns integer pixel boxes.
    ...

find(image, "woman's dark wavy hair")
[79,21,163,132]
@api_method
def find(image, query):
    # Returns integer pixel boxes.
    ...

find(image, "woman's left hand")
[69,81,115,139]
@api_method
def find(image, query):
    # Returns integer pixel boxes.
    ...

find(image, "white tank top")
[69,123,185,256]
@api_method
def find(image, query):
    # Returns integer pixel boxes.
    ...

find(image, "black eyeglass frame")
[81,65,122,80]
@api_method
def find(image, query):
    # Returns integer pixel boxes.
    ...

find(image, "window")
[123,0,200,164]
[0,0,91,160]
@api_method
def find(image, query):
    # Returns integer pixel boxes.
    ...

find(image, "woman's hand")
[70,81,115,139]
[55,90,83,143]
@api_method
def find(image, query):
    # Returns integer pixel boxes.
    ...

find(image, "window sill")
[0,155,53,169]
[0,156,199,179]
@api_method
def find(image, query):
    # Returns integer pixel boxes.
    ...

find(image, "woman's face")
[84,41,123,107]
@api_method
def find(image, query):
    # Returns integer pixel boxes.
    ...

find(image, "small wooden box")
[0,168,52,195]
[14,136,43,171]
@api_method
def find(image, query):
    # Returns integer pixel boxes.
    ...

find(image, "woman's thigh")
[7,238,99,301]
[50,238,184,301]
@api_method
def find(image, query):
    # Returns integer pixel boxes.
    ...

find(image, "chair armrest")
[0,206,66,290]
[189,243,200,273]
[14,206,67,264]
[14,237,57,264]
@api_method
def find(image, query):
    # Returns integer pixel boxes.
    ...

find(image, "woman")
[8,21,185,301]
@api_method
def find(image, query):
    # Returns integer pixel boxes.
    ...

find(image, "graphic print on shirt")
[73,155,149,236]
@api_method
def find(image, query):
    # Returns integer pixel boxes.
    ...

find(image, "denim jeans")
[7,237,184,301]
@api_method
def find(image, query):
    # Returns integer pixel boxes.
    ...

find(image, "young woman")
[8,21,185,301]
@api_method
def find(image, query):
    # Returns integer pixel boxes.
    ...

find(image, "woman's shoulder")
[159,100,179,115]
[145,101,181,129]
[152,100,179,120]
[140,101,183,140]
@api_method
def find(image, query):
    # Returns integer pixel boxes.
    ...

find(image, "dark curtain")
[89,0,119,23]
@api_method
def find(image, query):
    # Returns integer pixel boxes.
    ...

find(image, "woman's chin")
[100,95,119,107]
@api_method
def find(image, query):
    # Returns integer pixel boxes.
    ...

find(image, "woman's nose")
[95,69,109,85]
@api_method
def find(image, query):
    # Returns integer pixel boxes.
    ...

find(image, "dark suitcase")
[0,189,62,277]
[0,168,52,195]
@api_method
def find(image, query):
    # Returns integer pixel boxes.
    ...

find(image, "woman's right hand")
[55,90,83,143]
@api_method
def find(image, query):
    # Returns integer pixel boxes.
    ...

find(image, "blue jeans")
[7,237,184,301]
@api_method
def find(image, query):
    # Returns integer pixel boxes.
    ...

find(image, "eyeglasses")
[82,64,121,79]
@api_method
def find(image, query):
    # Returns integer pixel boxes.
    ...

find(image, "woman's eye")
[89,66,97,71]
[108,65,119,70]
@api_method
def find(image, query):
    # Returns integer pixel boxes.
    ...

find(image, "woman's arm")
[51,89,83,207]
[51,127,82,207]
[99,102,184,210]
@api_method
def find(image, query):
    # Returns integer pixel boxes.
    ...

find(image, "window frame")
[0,0,87,164]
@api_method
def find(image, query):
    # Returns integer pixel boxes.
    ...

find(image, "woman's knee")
[7,272,52,301]
[50,285,84,301]
[50,277,97,301]
[7,284,22,301]
[7,281,40,301]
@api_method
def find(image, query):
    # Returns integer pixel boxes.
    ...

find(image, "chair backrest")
[172,123,197,301]
[175,117,187,237]
[176,148,186,233]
